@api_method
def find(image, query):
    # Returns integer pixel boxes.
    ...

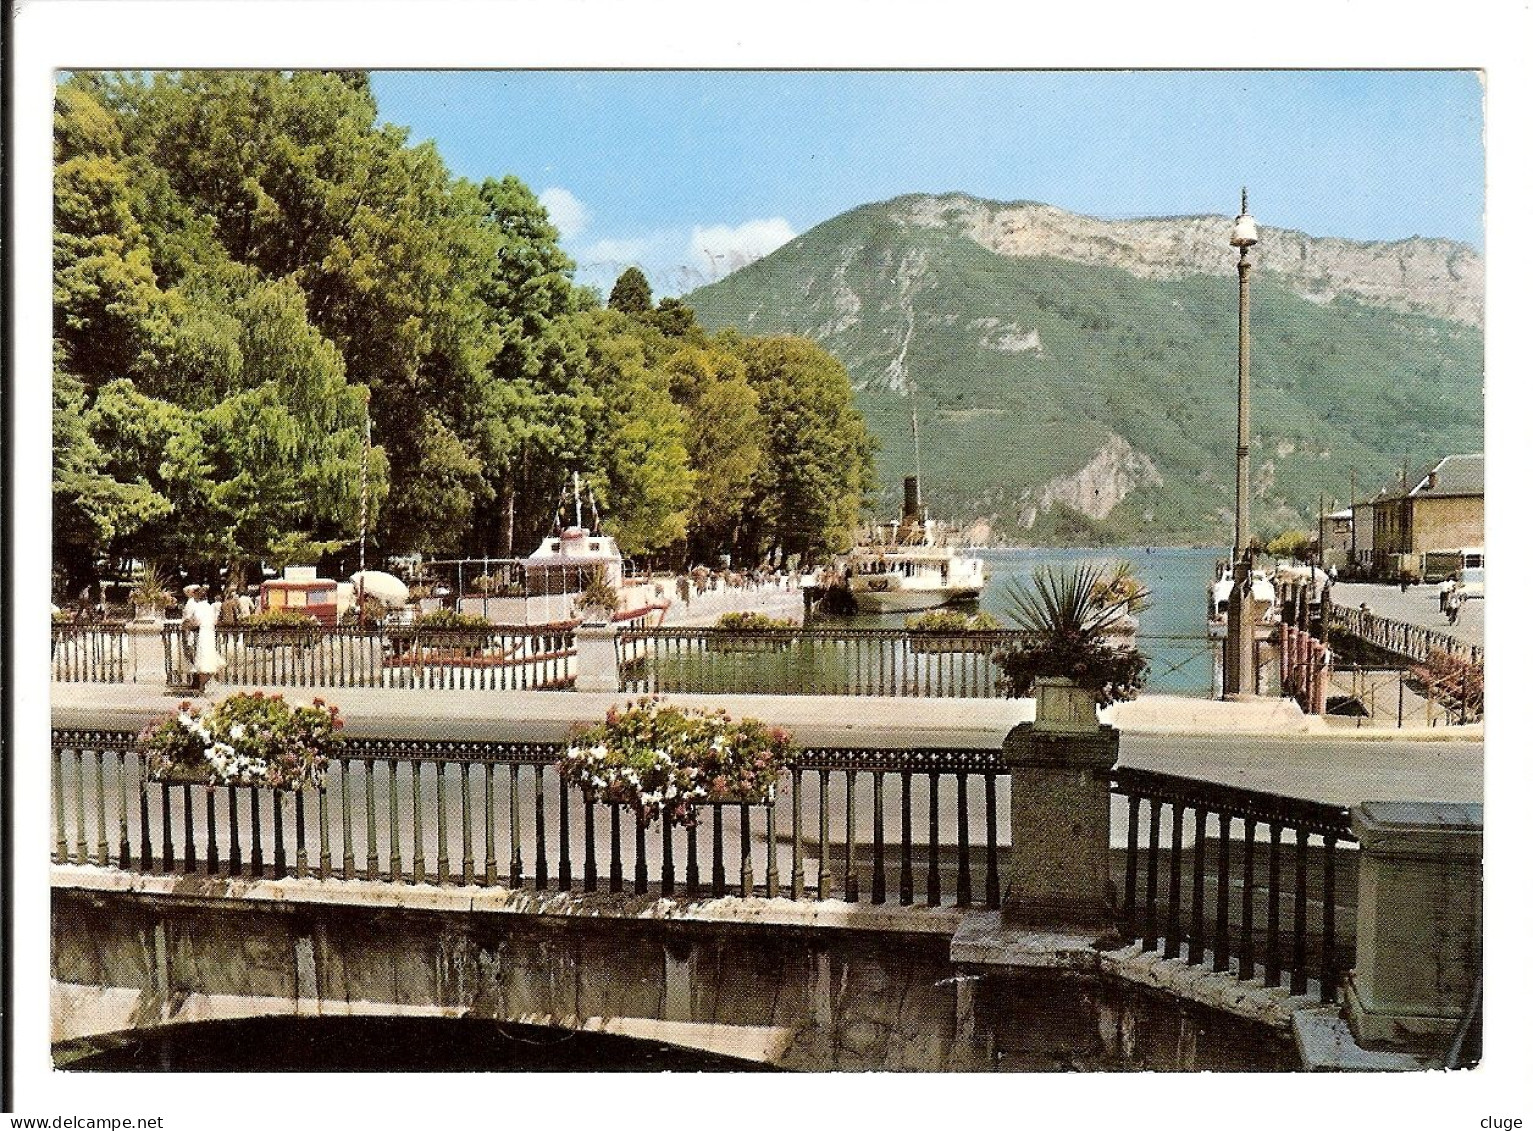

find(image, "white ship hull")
[849,582,982,614]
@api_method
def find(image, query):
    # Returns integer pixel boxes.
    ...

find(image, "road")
[1331,580,1484,649]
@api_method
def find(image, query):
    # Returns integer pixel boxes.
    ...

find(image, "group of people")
[1438,576,1467,626]
[181,583,254,691]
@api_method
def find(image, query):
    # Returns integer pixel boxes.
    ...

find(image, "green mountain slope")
[686,195,1483,546]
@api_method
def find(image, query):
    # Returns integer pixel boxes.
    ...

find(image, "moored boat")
[842,477,986,614]
[1206,561,1278,640]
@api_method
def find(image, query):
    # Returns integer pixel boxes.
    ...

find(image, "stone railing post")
[573,625,621,692]
[1001,677,1120,928]
[1344,801,1483,1049]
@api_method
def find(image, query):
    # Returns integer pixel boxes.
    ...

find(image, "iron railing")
[51,623,131,683]
[616,627,1038,698]
[52,729,1008,907]
[1330,605,1481,666]
[1112,766,1356,1003]
[160,624,576,691]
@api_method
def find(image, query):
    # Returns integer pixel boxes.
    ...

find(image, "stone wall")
[52,873,1300,1072]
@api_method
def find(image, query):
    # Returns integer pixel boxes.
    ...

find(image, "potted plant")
[994,562,1150,729]
[904,608,1001,653]
[575,570,621,625]
[560,698,795,829]
[129,568,178,623]
[709,610,797,652]
[138,692,340,790]
[394,608,495,659]
[241,607,322,648]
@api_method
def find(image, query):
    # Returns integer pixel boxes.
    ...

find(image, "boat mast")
[910,378,922,508]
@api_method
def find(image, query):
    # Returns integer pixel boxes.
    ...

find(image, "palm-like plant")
[1001,562,1150,640]
[995,562,1151,706]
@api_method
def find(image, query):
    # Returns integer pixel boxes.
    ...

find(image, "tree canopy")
[52,71,875,592]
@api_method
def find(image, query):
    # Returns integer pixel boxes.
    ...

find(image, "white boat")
[1206,562,1278,639]
[842,477,986,614]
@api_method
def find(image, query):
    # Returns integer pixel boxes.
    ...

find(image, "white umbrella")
[349,570,409,607]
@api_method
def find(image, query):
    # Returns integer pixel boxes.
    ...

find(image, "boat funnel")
[903,476,924,523]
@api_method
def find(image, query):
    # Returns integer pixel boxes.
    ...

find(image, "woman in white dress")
[181,584,225,692]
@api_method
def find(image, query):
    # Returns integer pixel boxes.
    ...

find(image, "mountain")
[685,193,1484,546]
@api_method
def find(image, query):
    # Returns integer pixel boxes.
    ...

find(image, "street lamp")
[1223,189,1258,698]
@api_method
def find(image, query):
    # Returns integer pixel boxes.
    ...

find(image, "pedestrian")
[180,584,225,693]
[238,587,256,620]
[1446,585,1463,626]
[1438,576,1454,614]
[218,588,243,627]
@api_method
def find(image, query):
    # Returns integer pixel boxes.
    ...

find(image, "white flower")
[228,723,246,741]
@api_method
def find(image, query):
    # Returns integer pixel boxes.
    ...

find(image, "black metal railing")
[51,623,132,683]
[52,729,1008,907]
[160,624,576,691]
[1112,766,1356,1002]
[616,627,1038,698]
[1330,605,1481,667]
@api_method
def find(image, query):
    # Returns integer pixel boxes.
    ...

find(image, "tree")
[607,266,653,315]
[734,337,876,562]
[664,345,762,562]
[1264,529,1315,560]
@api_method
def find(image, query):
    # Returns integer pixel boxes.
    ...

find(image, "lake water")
[645,545,1224,696]
[813,545,1223,694]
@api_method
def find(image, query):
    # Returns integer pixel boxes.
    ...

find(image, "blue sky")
[371,70,1484,297]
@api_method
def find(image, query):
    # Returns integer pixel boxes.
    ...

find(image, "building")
[1318,508,1352,572]
[1368,454,1484,580]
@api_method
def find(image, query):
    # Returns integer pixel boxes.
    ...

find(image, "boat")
[1206,561,1278,639]
[841,477,986,614]
[519,473,626,625]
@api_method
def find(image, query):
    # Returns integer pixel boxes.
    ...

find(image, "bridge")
[50,680,1482,1072]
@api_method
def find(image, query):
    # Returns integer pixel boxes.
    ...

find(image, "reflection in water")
[65,1016,783,1073]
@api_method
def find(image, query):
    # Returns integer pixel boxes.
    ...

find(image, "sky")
[370,70,1485,297]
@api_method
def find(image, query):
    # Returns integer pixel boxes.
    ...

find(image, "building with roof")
[1367,454,1484,580]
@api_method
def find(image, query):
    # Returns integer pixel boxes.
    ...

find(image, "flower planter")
[1033,676,1100,733]
[242,627,321,650]
[704,633,793,654]
[907,634,995,655]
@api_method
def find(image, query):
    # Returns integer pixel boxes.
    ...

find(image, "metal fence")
[1326,666,1480,727]
[1330,605,1481,666]
[1113,766,1356,1003]
[53,729,1011,908]
[160,624,576,691]
[51,623,131,683]
[615,627,1038,698]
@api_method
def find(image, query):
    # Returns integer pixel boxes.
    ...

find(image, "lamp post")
[1223,190,1259,698]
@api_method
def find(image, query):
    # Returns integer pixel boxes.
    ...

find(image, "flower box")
[907,633,996,655]
[139,693,340,791]
[561,699,794,829]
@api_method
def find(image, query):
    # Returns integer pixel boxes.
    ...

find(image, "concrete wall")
[52,873,1299,1072]
[1409,495,1483,555]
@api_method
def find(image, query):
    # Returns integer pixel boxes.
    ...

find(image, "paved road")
[1331,580,1484,648]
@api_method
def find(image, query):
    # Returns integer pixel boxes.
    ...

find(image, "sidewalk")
[51,681,1481,745]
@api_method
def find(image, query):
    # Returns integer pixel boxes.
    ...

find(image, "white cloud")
[581,236,655,265]
[688,217,796,280]
[538,187,589,240]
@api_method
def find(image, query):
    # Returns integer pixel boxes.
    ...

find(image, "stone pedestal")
[1344,801,1482,1049]
[1002,684,1120,928]
[573,626,621,692]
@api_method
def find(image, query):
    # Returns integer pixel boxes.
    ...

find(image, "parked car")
[1459,566,1484,598]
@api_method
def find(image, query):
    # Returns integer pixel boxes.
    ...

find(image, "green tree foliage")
[51,70,876,589]
[608,266,653,315]
[1263,529,1315,560]
[733,337,876,561]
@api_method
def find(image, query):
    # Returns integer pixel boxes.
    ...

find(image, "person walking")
[1446,583,1464,626]
[1438,576,1455,614]
[181,584,225,693]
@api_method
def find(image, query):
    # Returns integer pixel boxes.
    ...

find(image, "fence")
[1112,766,1356,1003]
[160,624,576,691]
[1326,666,1480,728]
[51,623,131,683]
[1329,604,1481,666]
[52,729,1008,908]
[615,627,1037,698]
